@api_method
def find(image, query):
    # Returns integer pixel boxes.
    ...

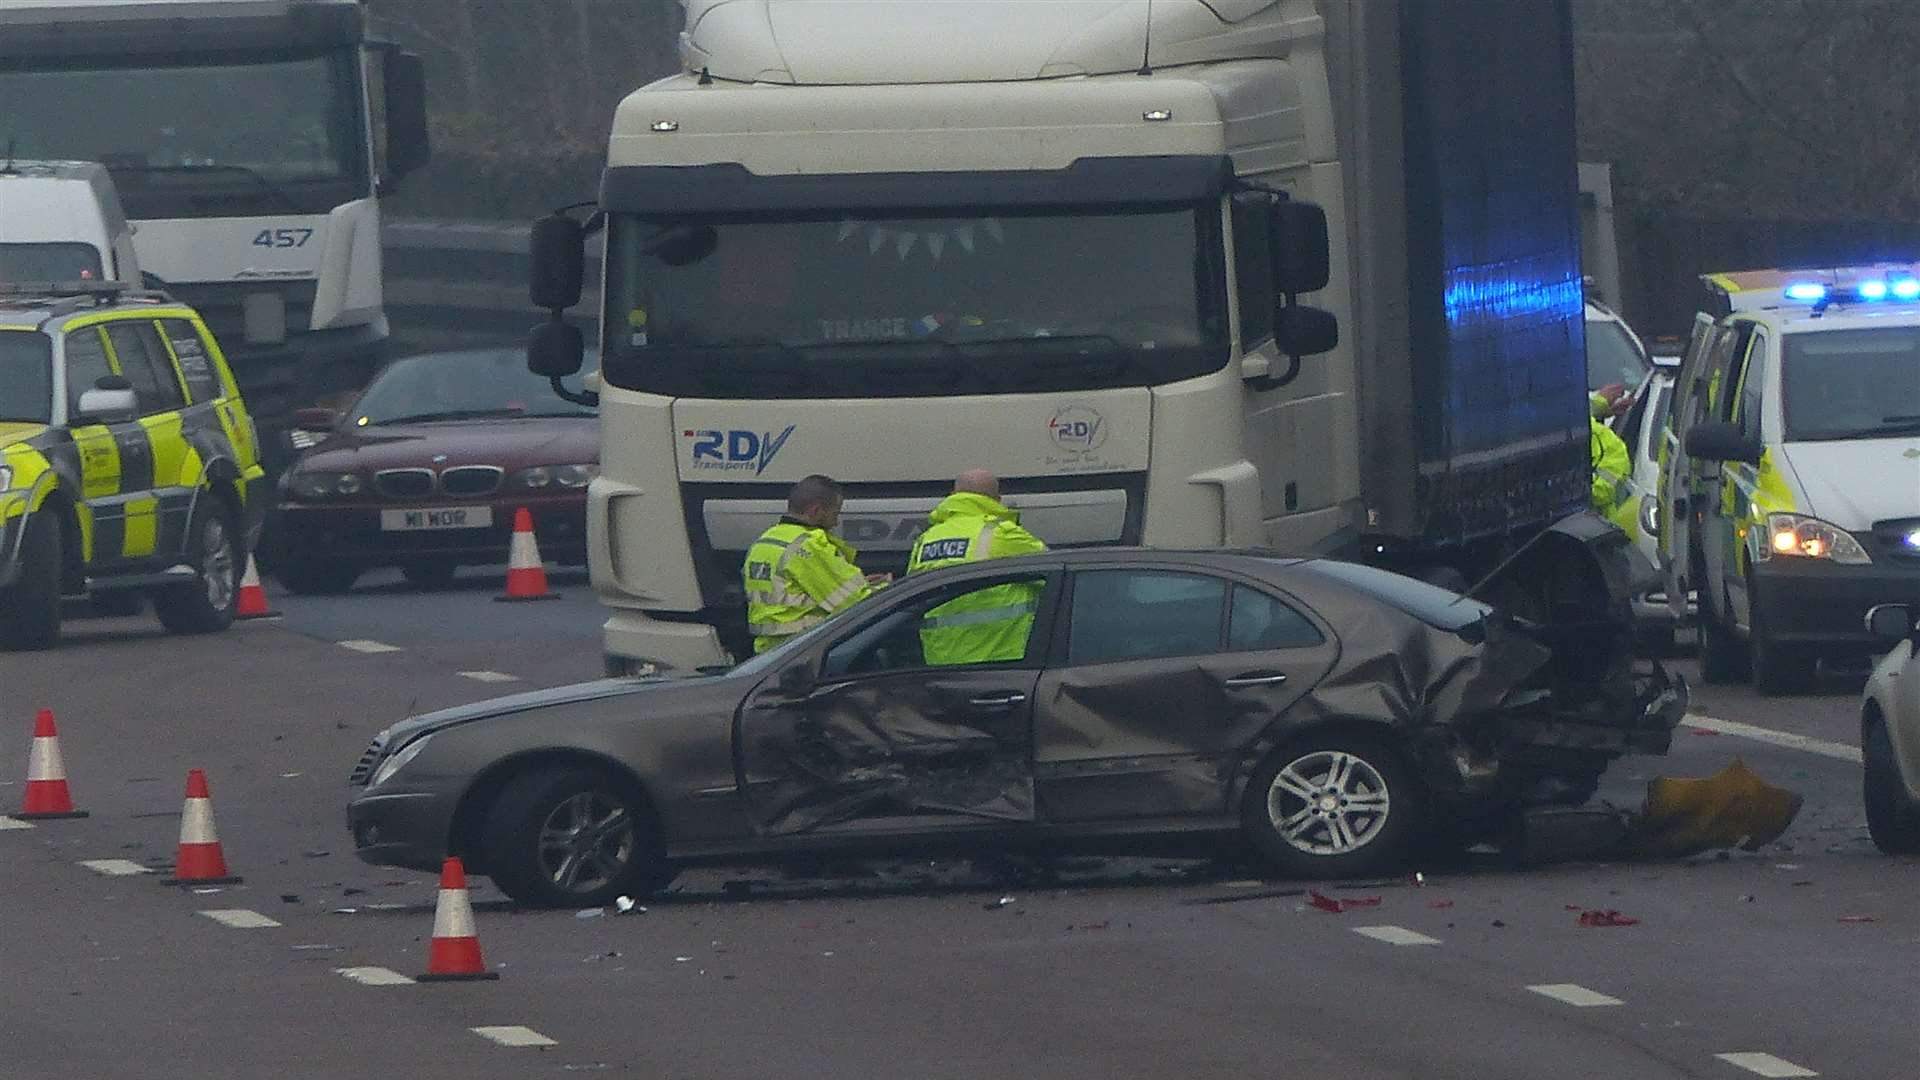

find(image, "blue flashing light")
[1859,280,1890,300]
[1895,278,1920,300]
[1784,282,1829,302]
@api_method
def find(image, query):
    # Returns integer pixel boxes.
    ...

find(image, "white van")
[0,160,142,283]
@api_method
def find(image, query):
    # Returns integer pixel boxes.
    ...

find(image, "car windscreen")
[0,242,104,282]
[600,205,1229,398]
[0,330,53,424]
[348,350,597,426]
[1288,559,1493,631]
[1781,327,1920,441]
[1585,319,1650,392]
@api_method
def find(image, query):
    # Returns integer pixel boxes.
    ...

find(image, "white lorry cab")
[0,160,141,284]
[1661,266,1920,694]
[529,0,1606,674]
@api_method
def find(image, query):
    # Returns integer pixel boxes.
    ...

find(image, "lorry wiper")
[110,163,302,213]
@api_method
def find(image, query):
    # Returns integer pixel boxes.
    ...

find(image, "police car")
[0,281,266,648]
[1660,265,1920,694]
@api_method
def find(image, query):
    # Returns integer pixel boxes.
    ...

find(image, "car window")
[820,574,1049,678]
[1735,329,1767,439]
[1585,318,1649,392]
[62,327,113,416]
[105,321,184,415]
[1228,585,1324,650]
[1287,559,1493,631]
[161,319,221,403]
[1066,570,1226,665]
[0,331,53,424]
[1715,325,1757,423]
[349,349,598,425]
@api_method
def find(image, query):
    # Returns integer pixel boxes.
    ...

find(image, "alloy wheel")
[1266,749,1392,857]
[536,792,635,894]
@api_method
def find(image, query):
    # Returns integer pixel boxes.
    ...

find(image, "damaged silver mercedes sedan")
[348,526,1687,906]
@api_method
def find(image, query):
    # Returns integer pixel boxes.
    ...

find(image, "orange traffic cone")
[419,857,499,981]
[234,554,279,620]
[162,769,241,885]
[18,708,87,820]
[494,507,558,602]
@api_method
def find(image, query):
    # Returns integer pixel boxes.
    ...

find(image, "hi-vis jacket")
[1590,417,1635,533]
[905,492,1048,665]
[742,518,875,653]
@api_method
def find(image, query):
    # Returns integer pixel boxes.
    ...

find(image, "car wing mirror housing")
[1682,421,1762,465]
[777,662,816,696]
[1866,603,1916,643]
[76,375,136,424]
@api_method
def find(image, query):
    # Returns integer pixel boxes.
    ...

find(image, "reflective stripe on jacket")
[1590,417,1633,516]
[742,520,873,654]
[905,492,1047,665]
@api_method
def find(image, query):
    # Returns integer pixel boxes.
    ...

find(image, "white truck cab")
[1662,265,1920,693]
[0,160,142,284]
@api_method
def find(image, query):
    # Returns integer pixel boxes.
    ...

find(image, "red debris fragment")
[1690,727,1719,736]
[1575,908,1641,927]
[1428,900,1455,909]
[1075,920,1111,931]
[1308,890,1382,913]
[1839,915,1877,924]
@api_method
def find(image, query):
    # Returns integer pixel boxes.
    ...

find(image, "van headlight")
[1761,513,1871,564]
[370,733,432,786]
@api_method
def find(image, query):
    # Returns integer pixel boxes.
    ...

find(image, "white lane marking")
[80,859,152,876]
[0,816,34,830]
[336,966,415,986]
[198,909,281,929]
[1351,925,1441,946]
[471,1026,558,1048]
[1714,1051,1819,1077]
[338,639,403,654]
[1688,714,1861,764]
[1528,983,1624,1007]
[458,670,521,684]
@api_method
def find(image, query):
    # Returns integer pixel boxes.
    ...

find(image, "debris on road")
[1839,915,1877,924]
[575,908,605,920]
[1181,887,1306,906]
[1574,908,1640,927]
[280,893,301,904]
[614,895,643,914]
[983,896,1016,910]
[1428,900,1455,909]
[1307,890,1382,913]
[1629,758,1803,858]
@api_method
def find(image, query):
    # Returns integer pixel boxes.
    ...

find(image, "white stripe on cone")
[507,527,542,569]
[26,735,65,782]
[239,557,263,591]
[432,886,478,939]
[180,796,219,845]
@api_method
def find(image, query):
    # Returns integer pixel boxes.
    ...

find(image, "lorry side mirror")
[530,214,586,311]
[1683,421,1761,465]
[1272,304,1338,358]
[380,49,431,183]
[1866,604,1917,643]
[1268,200,1331,295]
[527,319,584,379]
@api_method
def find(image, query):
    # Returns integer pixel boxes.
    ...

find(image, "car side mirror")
[777,662,815,696]
[293,406,337,433]
[1866,604,1916,643]
[75,374,136,424]
[1684,421,1762,465]
[527,319,585,379]
[530,214,587,311]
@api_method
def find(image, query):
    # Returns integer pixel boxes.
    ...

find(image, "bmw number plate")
[379,506,492,531]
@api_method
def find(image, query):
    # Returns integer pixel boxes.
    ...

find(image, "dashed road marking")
[79,859,152,876]
[1351,925,1441,946]
[471,1026,557,1048]
[1714,1051,1818,1077]
[458,670,520,683]
[0,816,34,830]
[1687,715,1861,764]
[1528,983,1623,1007]
[336,966,415,986]
[338,639,403,654]
[199,909,281,929]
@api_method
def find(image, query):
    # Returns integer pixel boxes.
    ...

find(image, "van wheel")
[0,512,62,650]
[1748,582,1815,696]
[1697,595,1749,684]
[154,499,238,635]
[1865,716,1920,854]
[1241,733,1423,880]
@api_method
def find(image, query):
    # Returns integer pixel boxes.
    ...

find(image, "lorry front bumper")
[1752,557,1920,654]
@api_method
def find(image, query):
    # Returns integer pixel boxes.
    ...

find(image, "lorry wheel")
[278,562,360,596]
[1241,733,1423,880]
[481,765,671,908]
[1748,578,1815,696]
[0,512,62,650]
[1697,597,1749,685]
[154,499,239,635]
[1865,716,1920,854]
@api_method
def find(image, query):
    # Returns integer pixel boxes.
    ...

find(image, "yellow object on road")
[1628,758,1805,858]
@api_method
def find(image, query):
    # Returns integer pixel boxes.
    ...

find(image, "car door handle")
[1224,673,1289,688]
[968,693,1028,709]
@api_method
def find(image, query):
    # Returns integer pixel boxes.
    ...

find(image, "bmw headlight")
[515,464,597,489]
[287,471,364,500]
[1761,513,1871,564]
[370,733,432,787]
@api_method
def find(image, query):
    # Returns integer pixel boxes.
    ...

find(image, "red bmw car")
[273,348,596,594]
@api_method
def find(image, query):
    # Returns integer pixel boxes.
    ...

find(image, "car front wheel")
[153,498,238,635]
[481,766,671,907]
[1864,716,1920,854]
[0,511,62,650]
[1241,733,1423,879]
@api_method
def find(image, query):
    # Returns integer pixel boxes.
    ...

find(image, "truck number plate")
[380,507,492,532]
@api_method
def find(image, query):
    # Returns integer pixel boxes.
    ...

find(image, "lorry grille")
[440,466,503,496]
[348,732,390,786]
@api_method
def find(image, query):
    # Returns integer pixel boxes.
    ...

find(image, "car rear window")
[1287,560,1492,631]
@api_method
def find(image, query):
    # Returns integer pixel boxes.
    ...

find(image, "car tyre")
[0,512,62,650]
[481,765,671,908]
[1864,716,1920,854]
[401,561,459,591]
[277,561,360,596]
[1241,732,1423,880]
[1697,594,1749,685]
[154,499,239,635]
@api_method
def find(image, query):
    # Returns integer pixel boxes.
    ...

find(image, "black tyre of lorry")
[0,511,62,650]
[1241,732,1424,880]
[1865,716,1920,855]
[154,498,239,635]
[481,765,673,908]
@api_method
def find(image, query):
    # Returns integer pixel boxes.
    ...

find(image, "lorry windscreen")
[0,331,53,425]
[0,50,368,218]
[1782,327,1920,441]
[0,243,102,282]
[600,206,1228,398]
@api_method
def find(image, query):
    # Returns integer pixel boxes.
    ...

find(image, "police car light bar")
[1782,275,1920,308]
[0,279,130,299]
[1784,282,1828,302]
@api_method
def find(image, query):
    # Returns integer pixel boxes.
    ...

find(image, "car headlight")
[370,733,432,787]
[287,471,364,500]
[1640,494,1660,538]
[1761,513,1871,564]
[515,464,597,489]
